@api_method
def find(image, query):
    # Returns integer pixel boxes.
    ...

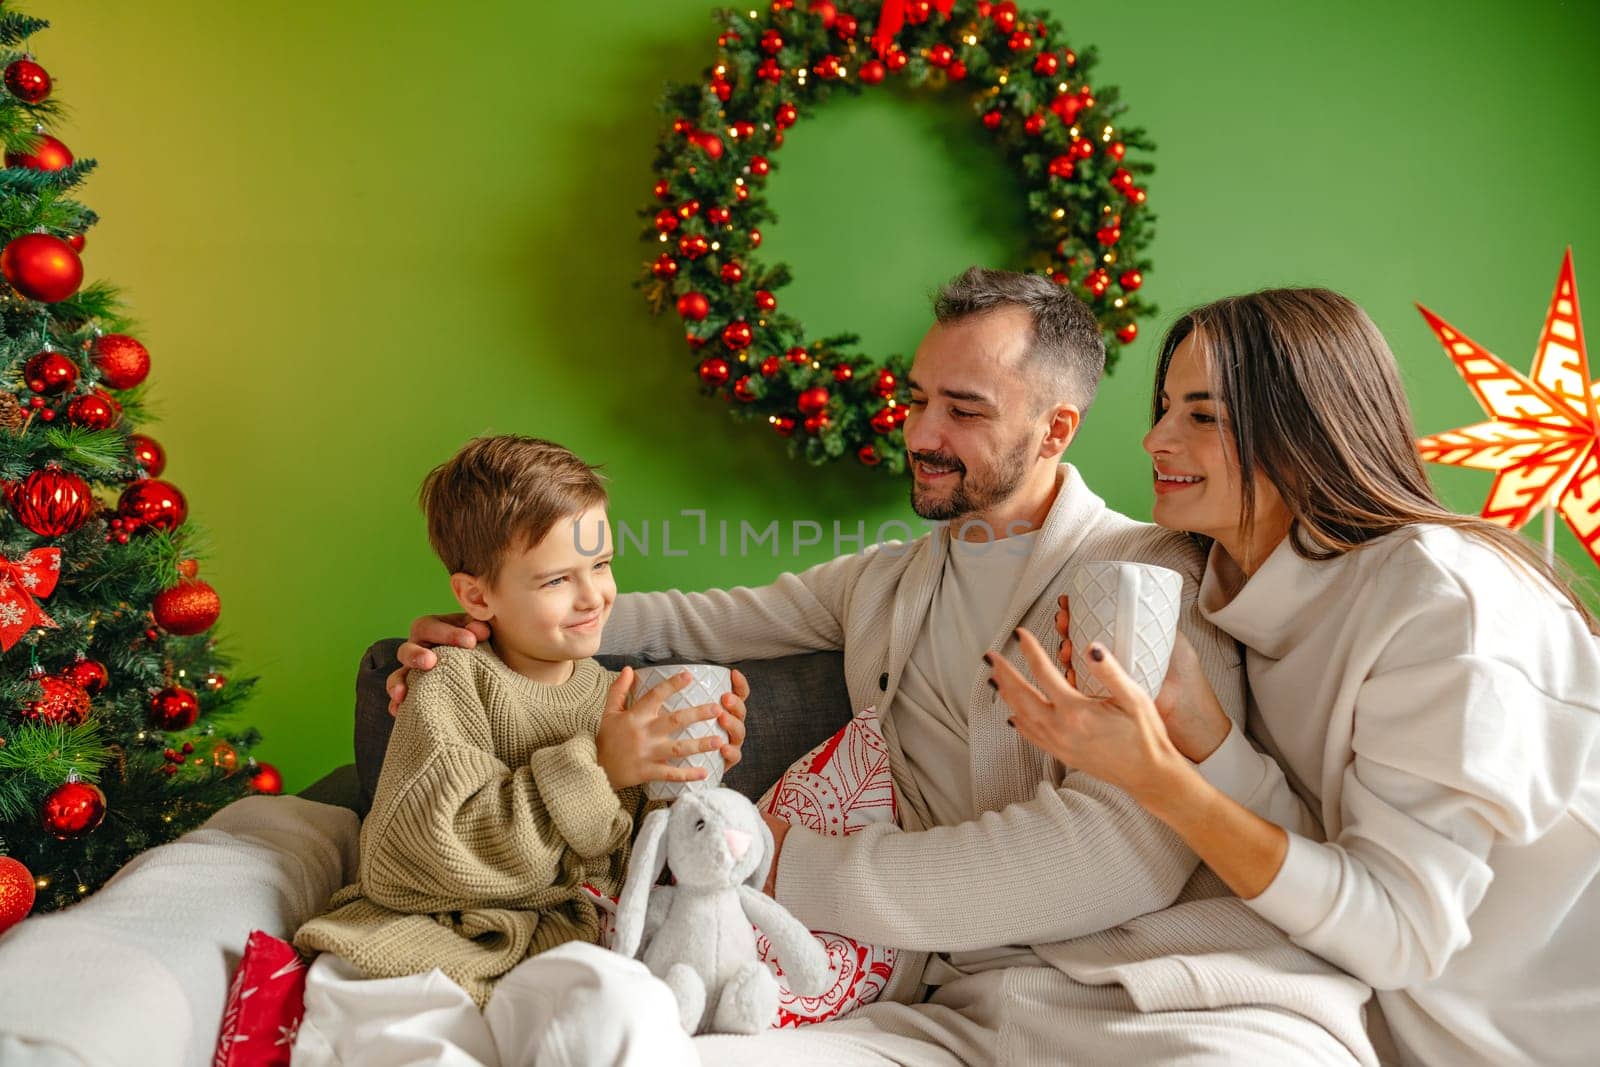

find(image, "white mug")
[628,664,732,801]
[1066,562,1183,699]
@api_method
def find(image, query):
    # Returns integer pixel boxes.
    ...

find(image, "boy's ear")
[449,572,494,622]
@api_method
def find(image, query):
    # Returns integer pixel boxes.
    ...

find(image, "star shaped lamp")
[1416,249,1598,569]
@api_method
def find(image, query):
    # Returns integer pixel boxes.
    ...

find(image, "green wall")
[41,1,1600,788]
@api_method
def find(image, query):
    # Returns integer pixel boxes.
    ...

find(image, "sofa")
[0,639,853,1067]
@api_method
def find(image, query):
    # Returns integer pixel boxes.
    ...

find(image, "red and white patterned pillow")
[212,930,308,1067]
[584,706,900,1027]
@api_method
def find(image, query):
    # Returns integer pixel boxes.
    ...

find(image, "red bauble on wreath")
[66,389,120,429]
[41,774,107,840]
[153,579,221,635]
[118,479,188,532]
[149,685,200,731]
[8,466,93,536]
[635,0,1153,474]
[1,232,82,303]
[93,334,151,390]
[61,658,109,695]
[249,761,283,795]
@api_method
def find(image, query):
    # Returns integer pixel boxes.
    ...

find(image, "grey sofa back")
[354,640,855,816]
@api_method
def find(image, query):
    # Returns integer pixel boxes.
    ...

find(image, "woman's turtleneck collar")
[1198,533,1347,658]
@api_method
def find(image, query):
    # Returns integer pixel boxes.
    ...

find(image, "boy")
[292,436,737,1064]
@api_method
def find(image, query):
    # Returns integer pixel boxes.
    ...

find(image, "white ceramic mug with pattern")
[1066,562,1183,699]
[629,664,732,801]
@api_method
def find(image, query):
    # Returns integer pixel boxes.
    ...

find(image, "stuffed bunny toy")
[612,787,833,1034]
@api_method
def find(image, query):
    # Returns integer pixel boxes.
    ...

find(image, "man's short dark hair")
[933,266,1106,412]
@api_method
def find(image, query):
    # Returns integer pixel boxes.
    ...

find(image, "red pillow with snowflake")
[212,930,308,1067]
[587,706,901,1027]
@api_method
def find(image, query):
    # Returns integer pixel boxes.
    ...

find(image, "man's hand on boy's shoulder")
[386,613,491,714]
[593,667,750,790]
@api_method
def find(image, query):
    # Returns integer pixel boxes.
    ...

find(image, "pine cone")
[0,392,25,433]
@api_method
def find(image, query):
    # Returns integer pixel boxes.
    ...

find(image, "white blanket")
[0,794,358,1067]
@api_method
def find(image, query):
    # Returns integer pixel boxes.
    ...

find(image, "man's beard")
[908,432,1034,522]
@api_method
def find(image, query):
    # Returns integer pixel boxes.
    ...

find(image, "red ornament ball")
[1023,113,1047,137]
[0,855,34,934]
[772,415,796,437]
[808,0,837,25]
[813,54,842,80]
[24,349,77,394]
[981,109,1003,131]
[118,479,189,533]
[832,364,854,383]
[676,292,710,321]
[857,444,882,466]
[61,658,109,695]
[8,466,93,536]
[1034,52,1059,76]
[948,60,967,80]
[1,233,82,303]
[733,375,758,402]
[749,156,770,178]
[66,390,120,429]
[1107,141,1126,161]
[150,685,200,731]
[760,29,784,54]
[755,289,777,312]
[775,102,798,129]
[651,253,678,280]
[203,672,227,691]
[20,675,90,726]
[803,413,830,434]
[249,761,284,795]
[722,320,753,350]
[873,369,898,397]
[1096,225,1122,247]
[3,57,50,103]
[177,558,199,579]
[153,578,221,635]
[654,208,679,234]
[993,0,1018,32]
[678,234,710,259]
[1119,270,1144,292]
[1086,269,1111,297]
[720,260,744,284]
[707,205,731,225]
[66,232,84,252]
[870,406,898,434]
[834,12,858,37]
[1047,155,1075,180]
[127,433,167,476]
[678,199,702,219]
[928,43,954,68]
[757,57,783,82]
[886,48,909,72]
[1073,137,1095,160]
[797,386,830,416]
[5,132,71,172]
[653,179,671,200]
[786,345,810,365]
[42,778,106,840]
[759,355,781,377]
[1116,323,1138,344]
[697,356,732,387]
[690,131,725,160]
[749,228,763,247]
[859,59,886,85]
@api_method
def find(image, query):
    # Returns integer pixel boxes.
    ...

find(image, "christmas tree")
[0,2,270,930]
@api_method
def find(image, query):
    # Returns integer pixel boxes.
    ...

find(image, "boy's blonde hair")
[419,436,607,586]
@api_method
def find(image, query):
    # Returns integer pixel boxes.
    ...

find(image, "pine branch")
[0,12,47,47]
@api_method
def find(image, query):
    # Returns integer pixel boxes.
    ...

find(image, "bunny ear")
[614,807,670,958]
[746,810,776,891]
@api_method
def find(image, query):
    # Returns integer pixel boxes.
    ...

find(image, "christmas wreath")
[638,0,1155,475]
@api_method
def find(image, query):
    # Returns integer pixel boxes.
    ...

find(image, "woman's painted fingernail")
[1089,644,1105,662]
[982,652,993,665]
[1006,718,1016,729]
[986,677,998,690]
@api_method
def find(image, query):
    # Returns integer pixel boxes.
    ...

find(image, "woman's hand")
[1055,595,1233,764]
[989,628,1186,802]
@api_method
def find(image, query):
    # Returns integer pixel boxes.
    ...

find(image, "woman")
[988,288,1600,1066]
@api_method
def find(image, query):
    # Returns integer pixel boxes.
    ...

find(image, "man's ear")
[449,572,495,623]
[1039,403,1082,459]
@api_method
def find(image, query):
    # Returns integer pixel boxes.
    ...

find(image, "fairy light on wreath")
[637,0,1156,474]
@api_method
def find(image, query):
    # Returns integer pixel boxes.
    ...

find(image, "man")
[388,268,1375,1064]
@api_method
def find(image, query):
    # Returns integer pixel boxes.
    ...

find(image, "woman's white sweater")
[1196,525,1600,1066]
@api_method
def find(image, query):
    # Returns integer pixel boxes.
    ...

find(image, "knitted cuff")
[1192,721,1269,807]
[529,733,625,859]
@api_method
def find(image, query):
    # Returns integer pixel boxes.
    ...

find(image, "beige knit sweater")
[601,464,1377,1062]
[294,646,644,1007]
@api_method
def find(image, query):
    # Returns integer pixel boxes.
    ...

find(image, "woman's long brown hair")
[1154,287,1599,633]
